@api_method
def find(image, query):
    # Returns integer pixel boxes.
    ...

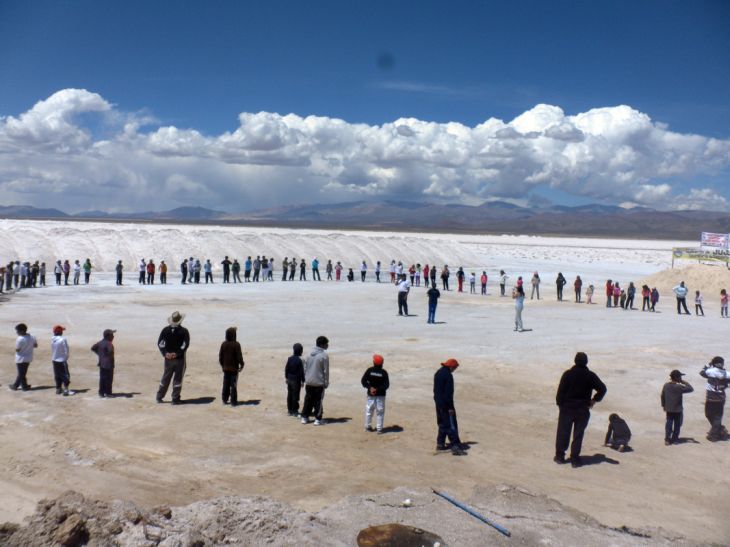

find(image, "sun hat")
[168,311,185,326]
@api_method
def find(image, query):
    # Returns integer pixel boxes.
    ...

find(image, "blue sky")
[0,0,729,212]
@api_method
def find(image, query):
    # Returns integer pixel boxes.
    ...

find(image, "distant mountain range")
[1,201,729,239]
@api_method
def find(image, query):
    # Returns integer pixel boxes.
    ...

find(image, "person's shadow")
[28,385,55,391]
[674,437,700,444]
[580,453,619,465]
[179,396,215,405]
[109,392,141,398]
[236,399,261,406]
[380,425,404,434]
[324,417,351,424]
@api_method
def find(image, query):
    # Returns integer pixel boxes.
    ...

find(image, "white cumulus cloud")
[0,89,729,212]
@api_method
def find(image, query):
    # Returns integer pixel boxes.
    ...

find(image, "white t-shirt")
[15,334,37,363]
[397,279,410,293]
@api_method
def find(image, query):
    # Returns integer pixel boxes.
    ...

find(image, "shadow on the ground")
[110,392,141,399]
[380,425,404,434]
[674,437,700,444]
[325,417,352,424]
[236,399,261,406]
[581,453,619,466]
[180,396,215,405]
[29,385,55,391]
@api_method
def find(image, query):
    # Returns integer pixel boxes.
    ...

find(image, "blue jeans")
[428,302,437,323]
[665,411,682,442]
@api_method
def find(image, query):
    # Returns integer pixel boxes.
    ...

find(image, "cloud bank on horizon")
[0,89,728,213]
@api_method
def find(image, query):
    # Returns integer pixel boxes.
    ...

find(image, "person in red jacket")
[480,272,488,295]
[605,280,613,307]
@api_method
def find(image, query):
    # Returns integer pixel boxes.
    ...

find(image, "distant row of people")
[1,259,94,290]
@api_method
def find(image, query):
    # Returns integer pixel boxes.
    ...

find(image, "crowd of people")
[8,310,729,463]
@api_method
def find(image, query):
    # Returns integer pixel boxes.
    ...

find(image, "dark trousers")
[442,278,449,291]
[12,362,30,390]
[53,361,70,389]
[222,371,238,404]
[575,288,581,302]
[138,271,145,284]
[287,379,302,414]
[160,273,166,284]
[181,271,187,284]
[695,304,704,316]
[194,272,200,283]
[157,358,186,402]
[300,269,306,280]
[436,406,461,446]
[84,272,90,284]
[289,269,295,280]
[253,269,260,281]
[705,400,725,439]
[555,406,590,459]
[301,385,325,420]
[361,271,366,282]
[665,411,683,442]
[642,296,650,310]
[99,367,114,396]
[398,292,409,315]
[223,271,230,283]
[55,273,62,285]
[557,286,563,300]
[205,272,213,283]
[625,295,634,309]
[376,272,380,282]
[147,273,154,284]
[313,268,321,280]
[233,272,241,282]
[428,302,437,323]
[500,283,505,296]
[116,272,123,285]
[677,297,689,314]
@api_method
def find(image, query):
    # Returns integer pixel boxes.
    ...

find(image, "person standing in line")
[232,259,241,283]
[427,282,440,324]
[180,259,188,285]
[721,289,728,317]
[285,343,305,416]
[434,358,467,456]
[91,329,116,398]
[252,256,261,282]
[641,285,651,311]
[39,262,46,286]
[301,336,330,425]
[605,279,613,307]
[12,260,20,288]
[146,259,156,285]
[193,259,202,283]
[360,260,367,282]
[334,261,343,281]
[456,267,465,292]
[430,263,437,287]
[397,273,410,316]
[441,265,450,291]
[389,260,396,283]
[31,261,39,288]
[221,256,232,283]
[159,260,167,284]
[268,257,275,281]
[0,266,4,293]
[694,290,704,316]
[574,276,582,302]
[204,259,213,283]
[347,268,354,282]
[326,259,333,280]
[19,262,28,288]
[312,257,321,281]
[480,271,487,295]
[415,263,421,287]
[156,311,191,405]
[651,287,659,311]
[138,259,146,284]
[51,325,73,396]
[298,258,306,280]
[83,258,92,284]
[54,260,63,286]
[408,264,416,285]
[72,260,81,285]
[612,282,621,307]
[661,369,693,445]
[186,257,194,283]
[423,264,430,287]
[10,323,37,391]
[531,271,541,300]
[513,283,525,332]
[673,281,691,315]
[700,356,728,441]
[244,256,252,282]
[261,256,269,281]
[375,261,382,283]
[396,261,404,279]
[469,272,476,294]
[281,258,290,281]
[219,327,244,406]
[112,260,122,286]
[362,354,389,434]
[289,258,296,281]
[586,284,594,304]
[499,270,507,296]
[554,352,607,467]
[556,272,566,301]
[624,282,636,310]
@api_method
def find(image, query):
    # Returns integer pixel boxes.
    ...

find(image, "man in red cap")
[361,354,390,433]
[434,358,467,456]
[51,325,72,396]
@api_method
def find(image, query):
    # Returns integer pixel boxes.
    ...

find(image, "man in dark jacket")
[554,352,607,467]
[156,311,191,405]
[661,369,693,445]
[91,329,116,398]
[434,358,467,456]
[219,327,244,405]
[361,354,390,433]
[285,343,305,416]
[427,283,440,323]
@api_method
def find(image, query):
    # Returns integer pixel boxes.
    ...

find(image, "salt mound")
[640,263,730,297]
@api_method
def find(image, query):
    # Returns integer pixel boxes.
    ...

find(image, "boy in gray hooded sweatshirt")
[301,336,329,425]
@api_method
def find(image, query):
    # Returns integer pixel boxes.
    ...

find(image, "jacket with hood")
[51,335,69,362]
[433,366,455,409]
[219,328,244,373]
[304,346,329,387]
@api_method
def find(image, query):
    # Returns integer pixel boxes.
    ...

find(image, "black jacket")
[361,366,390,397]
[285,355,305,383]
[434,366,455,409]
[605,417,631,444]
[157,325,190,357]
[556,364,607,408]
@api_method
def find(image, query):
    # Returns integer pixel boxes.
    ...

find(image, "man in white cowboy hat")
[156,311,191,405]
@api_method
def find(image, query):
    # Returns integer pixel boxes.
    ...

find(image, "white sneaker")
[314,420,324,426]
[301,417,308,424]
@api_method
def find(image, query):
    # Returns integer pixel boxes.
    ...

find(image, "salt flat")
[0,221,727,544]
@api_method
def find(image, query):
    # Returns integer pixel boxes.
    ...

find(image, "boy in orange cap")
[361,354,390,433]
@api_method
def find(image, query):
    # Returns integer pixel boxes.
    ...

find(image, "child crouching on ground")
[604,413,632,452]
[362,354,390,433]
[285,343,305,416]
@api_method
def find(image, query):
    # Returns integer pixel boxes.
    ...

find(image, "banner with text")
[700,232,730,248]
[673,247,730,263]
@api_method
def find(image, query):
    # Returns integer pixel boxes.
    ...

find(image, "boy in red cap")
[361,354,390,433]
[434,358,467,455]
[51,325,72,396]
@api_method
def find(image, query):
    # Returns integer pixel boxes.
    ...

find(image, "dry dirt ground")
[0,275,728,544]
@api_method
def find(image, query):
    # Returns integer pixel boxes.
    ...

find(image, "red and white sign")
[701,232,729,249]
